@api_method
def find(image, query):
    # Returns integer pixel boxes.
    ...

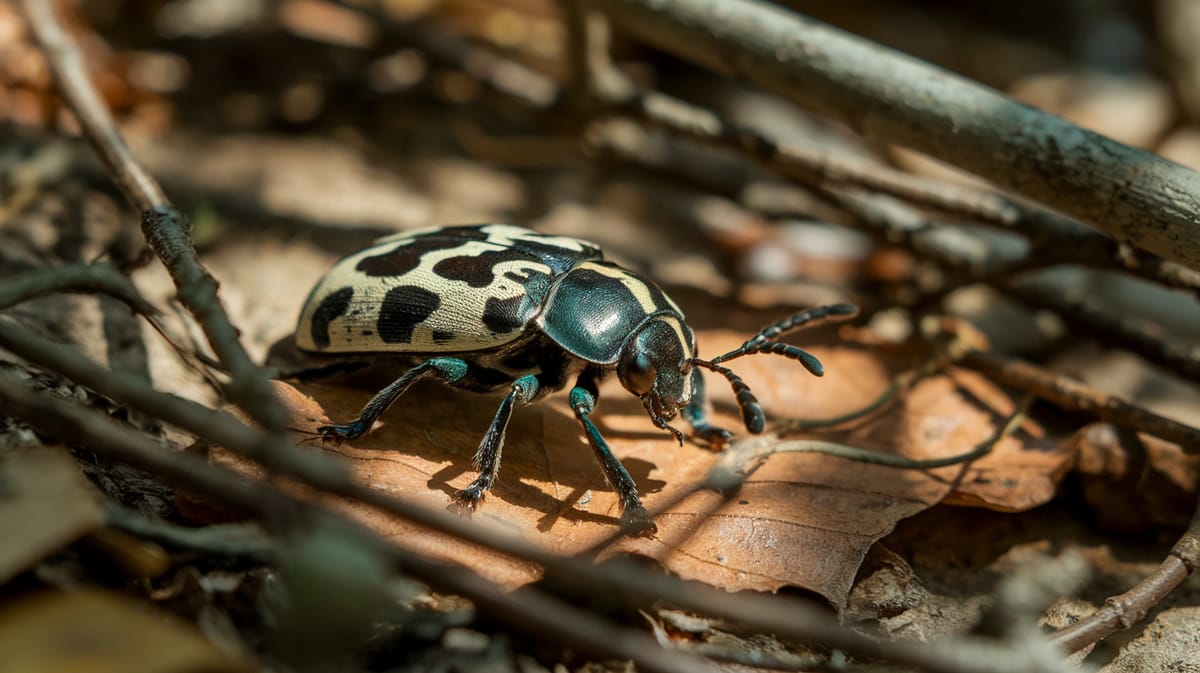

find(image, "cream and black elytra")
[296,224,857,535]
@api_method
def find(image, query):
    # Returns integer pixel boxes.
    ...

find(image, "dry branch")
[586,0,1200,271]
[962,349,1200,450]
[0,314,1073,673]
[20,0,287,433]
[1052,500,1200,651]
[0,375,714,673]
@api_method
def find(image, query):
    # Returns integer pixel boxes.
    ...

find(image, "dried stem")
[20,0,287,433]
[0,373,717,673]
[0,263,156,314]
[585,0,1200,271]
[0,313,1071,673]
[1051,498,1200,651]
[961,349,1200,450]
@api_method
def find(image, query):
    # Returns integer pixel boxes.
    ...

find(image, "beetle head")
[617,316,694,444]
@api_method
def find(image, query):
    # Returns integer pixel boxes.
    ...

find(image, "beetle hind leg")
[318,357,468,440]
[453,373,541,511]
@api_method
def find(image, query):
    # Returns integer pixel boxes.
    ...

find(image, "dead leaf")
[0,589,255,673]
[191,328,1072,607]
[1071,423,1199,533]
[0,449,104,585]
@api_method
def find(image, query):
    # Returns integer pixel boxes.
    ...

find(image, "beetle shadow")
[287,372,670,530]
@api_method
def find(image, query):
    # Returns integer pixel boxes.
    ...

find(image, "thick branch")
[586,0,1200,271]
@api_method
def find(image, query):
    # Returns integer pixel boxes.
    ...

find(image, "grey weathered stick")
[585,0,1200,271]
[0,375,714,673]
[0,316,1071,673]
[21,0,286,432]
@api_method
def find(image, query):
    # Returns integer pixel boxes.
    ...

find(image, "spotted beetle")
[296,224,857,535]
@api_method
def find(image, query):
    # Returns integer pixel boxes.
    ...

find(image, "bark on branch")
[586,0,1200,271]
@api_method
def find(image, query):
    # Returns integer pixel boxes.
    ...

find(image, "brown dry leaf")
[196,329,1071,607]
[0,448,104,585]
[1071,423,1199,533]
[0,589,255,673]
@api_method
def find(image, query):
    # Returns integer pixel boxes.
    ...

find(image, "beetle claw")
[449,488,484,516]
[692,424,734,449]
[619,506,658,537]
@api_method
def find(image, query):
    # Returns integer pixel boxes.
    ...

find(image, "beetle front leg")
[319,357,468,440]
[454,373,541,511]
[684,367,734,447]
[568,377,656,537]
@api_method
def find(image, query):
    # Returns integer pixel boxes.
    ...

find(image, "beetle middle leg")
[319,357,468,440]
[453,373,542,511]
[568,374,656,536]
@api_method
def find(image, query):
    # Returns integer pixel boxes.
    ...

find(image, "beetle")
[295,224,857,535]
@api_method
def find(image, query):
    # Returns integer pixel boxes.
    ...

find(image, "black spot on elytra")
[482,294,524,334]
[432,330,455,344]
[432,249,532,288]
[357,237,467,277]
[378,285,440,343]
[310,287,353,348]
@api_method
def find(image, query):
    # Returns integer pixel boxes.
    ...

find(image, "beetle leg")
[684,367,734,447]
[454,373,540,510]
[568,377,657,537]
[318,357,468,440]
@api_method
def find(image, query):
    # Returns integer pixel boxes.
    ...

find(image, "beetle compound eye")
[618,349,657,396]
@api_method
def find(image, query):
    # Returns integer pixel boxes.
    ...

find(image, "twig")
[1051,498,1200,652]
[754,394,1030,471]
[961,349,1200,450]
[0,315,1071,673]
[0,374,718,673]
[20,0,287,433]
[1003,280,1200,383]
[775,330,969,432]
[0,263,157,314]
[559,0,591,104]
[105,506,275,559]
[585,0,1200,271]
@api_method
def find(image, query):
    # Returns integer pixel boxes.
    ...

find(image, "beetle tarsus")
[317,421,366,441]
[619,505,658,537]
[451,485,486,514]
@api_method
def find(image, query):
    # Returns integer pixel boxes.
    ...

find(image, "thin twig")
[0,315,1071,673]
[20,0,287,433]
[961,349,1200,450]
[0,374,718,673]
[105,506,275,559]
[1003,281,1200,383]
[758,394,1030,470]
[1051,499,1200,652]
[0,263,157,314]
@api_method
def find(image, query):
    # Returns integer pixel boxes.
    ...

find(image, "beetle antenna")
[711,303,859,367]
[689,358,765,433]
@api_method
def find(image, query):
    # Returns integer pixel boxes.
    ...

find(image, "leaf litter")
[191,326,1072,608]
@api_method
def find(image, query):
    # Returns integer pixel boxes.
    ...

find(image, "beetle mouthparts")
[643,396,686,445]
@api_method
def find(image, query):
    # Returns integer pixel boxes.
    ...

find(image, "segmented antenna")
[712,303,859,366]
[690,303,859,434]
[690,359,765,433]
